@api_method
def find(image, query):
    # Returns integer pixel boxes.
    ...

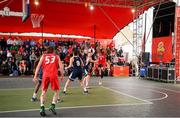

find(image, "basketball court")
[0,77,180,117]
[0,0,180,117]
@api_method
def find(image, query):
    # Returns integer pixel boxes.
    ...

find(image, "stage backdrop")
[152,36,173,63]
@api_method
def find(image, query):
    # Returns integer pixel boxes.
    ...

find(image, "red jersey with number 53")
[42,54,59,78]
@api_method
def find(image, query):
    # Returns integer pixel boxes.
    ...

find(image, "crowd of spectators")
[0,36,129,77]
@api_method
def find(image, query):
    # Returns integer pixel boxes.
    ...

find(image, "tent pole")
[94,25,96,44]
[41,20,44,45]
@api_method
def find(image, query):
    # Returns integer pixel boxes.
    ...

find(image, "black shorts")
[69,69,83,81]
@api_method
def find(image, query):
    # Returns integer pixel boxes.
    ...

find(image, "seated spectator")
[0,37,7,50]
[0,61,9,75]
[24,45,30,53]
[0,49,3,65]
[29,51,37,71]
[30,39,36,47]
[7,37,13,49]
[49,40,55,47]
[17,37,23,46]
[18,46,24,54]
[15,51,22,69]
[7,50,12,59]
[19,60,26,75]
[24,39,30,46]
[43,39,49,46]
[8,58,18,76]
[10,43,18,55]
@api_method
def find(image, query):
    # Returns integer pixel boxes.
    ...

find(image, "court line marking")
[104,79,180,94]
[145,89,168,101]
[108,86,168,102]
[147,86,180,94]
[0,88,34,91]
[101,86,152,104]
[104,79,180,95]
[0,102,151,114]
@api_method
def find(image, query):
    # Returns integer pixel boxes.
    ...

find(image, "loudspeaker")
[147,67,153,78]
[142,52,150,63]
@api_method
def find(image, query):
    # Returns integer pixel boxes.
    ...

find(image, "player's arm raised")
[58,56,64,82]
[33,55,43,83]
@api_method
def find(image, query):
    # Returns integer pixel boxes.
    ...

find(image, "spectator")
[29,51,37,71]
[24,39,30,46]
[30,39,36,47]
[0,50,3,65]
[15,51,22,68]
[118,47,123,57]
[43,39,49,46]
[0,50,6,62]
[49,40,55,47]
[24,45,30,53]
[8,58,17,76]
[0,61,9,75]
[10,43,18,55]
[0,37,7,50]
[17,37,23,46]
[7,50,12,60]
[18,46,24,54]
[19,60,26,75]
[106,60,112,76]
[13,38,18,45]
[7,37,13,49]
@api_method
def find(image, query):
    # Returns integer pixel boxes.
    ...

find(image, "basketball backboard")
[0,0,30,22]
[22,0,30,22]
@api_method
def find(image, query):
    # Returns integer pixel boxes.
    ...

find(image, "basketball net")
[31,14,44,28]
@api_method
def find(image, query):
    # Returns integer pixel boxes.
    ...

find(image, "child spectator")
[19,60,26,75]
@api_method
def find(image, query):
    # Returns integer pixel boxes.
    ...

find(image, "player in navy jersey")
[63,49,88,94]
[31,57,43,102]
[31,49,47,102]
[83,49,97,89]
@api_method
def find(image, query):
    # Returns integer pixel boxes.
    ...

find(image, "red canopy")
[0,0,168,39]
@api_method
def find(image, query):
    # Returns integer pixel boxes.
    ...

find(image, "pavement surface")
[0,76,180,117]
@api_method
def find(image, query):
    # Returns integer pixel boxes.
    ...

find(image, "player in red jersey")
[33,46,64,117]
[97,49,106,85]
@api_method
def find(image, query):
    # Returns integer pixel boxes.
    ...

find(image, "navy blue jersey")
[73,56,82,70]
[69,56,83,81]
[85,59,93,72]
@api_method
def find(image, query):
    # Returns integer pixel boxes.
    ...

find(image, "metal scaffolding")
[132,7,144,59]
[48,0,170,8]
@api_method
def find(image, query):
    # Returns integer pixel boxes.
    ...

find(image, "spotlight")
[131,9,135,13]
[84,2,88,8]
[90,4,94,10]
[34,0,39,6]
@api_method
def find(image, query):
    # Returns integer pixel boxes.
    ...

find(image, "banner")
[152,36,173,63]
[175,6,180,78]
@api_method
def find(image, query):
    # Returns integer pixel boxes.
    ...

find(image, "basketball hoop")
[31,14,44,28]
